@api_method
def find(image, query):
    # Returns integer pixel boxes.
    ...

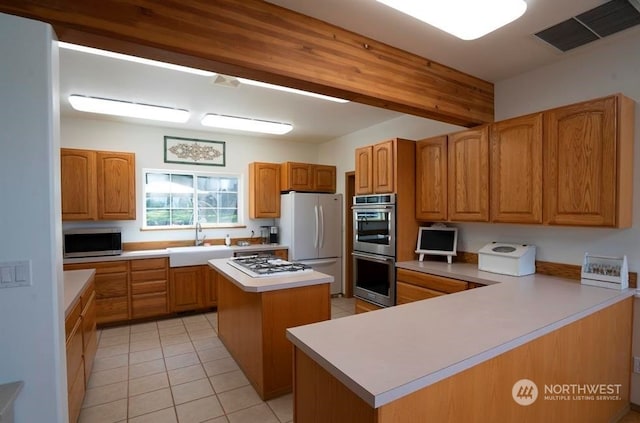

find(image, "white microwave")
[63,228,122,258]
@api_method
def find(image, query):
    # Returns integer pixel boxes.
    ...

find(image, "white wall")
[0,13,67,422]
[61,117,319,243]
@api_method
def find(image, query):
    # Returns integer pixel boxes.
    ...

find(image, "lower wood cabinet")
[170,265,205,312]
[355,298,384,314]
[130,258,169,319]
[65,276,97,423]
[396,269,468,305]
[205,267,219,308]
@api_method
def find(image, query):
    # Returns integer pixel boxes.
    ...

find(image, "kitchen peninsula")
[208,257,332,400]
[287,262,633,423]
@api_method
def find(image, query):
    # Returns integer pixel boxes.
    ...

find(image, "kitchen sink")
[167,245,233,267]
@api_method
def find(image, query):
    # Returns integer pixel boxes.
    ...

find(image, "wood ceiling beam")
[0,0,494,127]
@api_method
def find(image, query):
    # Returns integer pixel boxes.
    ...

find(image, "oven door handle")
[352,251,395,264]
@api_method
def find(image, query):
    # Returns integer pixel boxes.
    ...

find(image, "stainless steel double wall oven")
[352,194,396,307]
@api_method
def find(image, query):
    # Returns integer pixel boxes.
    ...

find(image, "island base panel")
[218,275,330,400]
[294,298,631,422]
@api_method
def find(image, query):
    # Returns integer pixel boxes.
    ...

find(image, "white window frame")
[142,168,244,229]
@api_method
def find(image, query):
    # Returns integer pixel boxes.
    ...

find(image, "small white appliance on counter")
[478,242,536,276]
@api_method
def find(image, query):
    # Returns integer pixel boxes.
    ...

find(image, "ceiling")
[59,0,640,143]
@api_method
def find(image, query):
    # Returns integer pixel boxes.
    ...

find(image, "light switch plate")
[0,260,31,288]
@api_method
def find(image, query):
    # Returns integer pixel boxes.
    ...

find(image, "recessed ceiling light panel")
[69,95,190,123]
[201,114,293,135]
[376,0,528,40]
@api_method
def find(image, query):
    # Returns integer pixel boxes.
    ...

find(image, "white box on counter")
[478,242,536,276]
[580,253,628,290]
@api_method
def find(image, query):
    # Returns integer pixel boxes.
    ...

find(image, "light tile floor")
[79,296,356,423]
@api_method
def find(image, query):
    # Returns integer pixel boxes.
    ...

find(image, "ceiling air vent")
[534,0,640,52]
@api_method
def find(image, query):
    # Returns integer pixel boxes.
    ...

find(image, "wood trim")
[0,0,494,127]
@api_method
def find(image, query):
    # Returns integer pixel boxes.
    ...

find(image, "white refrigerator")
[278,192,343,295]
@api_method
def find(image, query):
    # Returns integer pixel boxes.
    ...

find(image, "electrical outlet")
[634,356,640,374]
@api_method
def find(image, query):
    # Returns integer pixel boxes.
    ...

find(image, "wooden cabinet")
[355,298,383,314]
[396,269,468,305]
[448,126,490,222]
[280,162,336,193]
[96,151,136,220]
[415,136,448,221]
[61,148,135,221]
[372,140,394,193]
[249,162,281,218]
[170,265,204,312]
[354,146,373,195]
[65,261,130,324]
[130,258,169,319]
[205,267,219,307]
[61,149,97,221]
[544,95,634,227]
[65,276,97,423]
[490,113,543,224]
[273,249,288,260]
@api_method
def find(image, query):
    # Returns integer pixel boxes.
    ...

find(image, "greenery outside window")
[143,169,242,228]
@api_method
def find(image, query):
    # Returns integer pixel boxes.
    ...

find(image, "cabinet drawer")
[131,280,167,295]
[65,300,82,339]
[355,298,383,314]
[82,291,97,349]
[65,260,128,274]
[396,269,468,293]
[130,269,167,283]
[95,273,128,298]
[396,281,446,304]
[96,297,129,324]
[80,279,95,308]
[130,257,168,271]
[132,292,168,319]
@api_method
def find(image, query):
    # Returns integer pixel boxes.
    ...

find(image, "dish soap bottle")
[225,234,231,246]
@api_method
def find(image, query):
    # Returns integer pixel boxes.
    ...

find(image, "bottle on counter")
[225,234,231,246]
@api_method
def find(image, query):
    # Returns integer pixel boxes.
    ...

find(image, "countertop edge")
[64,269,96,316]
[0,381,23,418]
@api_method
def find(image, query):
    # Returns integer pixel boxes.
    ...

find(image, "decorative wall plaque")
[164,136,225,166]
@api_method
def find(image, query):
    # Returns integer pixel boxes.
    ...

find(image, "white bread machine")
[478,242,536,276]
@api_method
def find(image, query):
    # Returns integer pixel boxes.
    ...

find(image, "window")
[143,169,242,228]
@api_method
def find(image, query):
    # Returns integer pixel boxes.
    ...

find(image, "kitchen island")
[287,261,634,422]
[208,258,332,400]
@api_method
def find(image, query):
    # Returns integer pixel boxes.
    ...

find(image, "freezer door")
[298,258,343,295]
[317,194,342,259]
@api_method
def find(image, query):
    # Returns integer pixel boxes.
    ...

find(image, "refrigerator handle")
[319,205,325,248]
[314,205,319,248]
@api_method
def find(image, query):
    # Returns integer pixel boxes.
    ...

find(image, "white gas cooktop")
[227,255,313,278]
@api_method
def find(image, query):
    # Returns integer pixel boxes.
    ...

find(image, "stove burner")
[228,255,313,278]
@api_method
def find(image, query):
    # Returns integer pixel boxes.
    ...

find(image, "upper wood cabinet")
[354,146,373,195]
[249,162,281,218]
[61,148,135,221]
[372,140,394,193]
[448,126,490,222]
[544,95,634,227]
[416,136,448,221]
[490,114,543,224]
[280,162,336,193]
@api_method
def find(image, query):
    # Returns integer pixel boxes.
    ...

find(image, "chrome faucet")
[195,222,205,246]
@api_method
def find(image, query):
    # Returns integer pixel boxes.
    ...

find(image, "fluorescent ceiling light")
[58,42,215,76]
[237,78,349,103]
[201,114,293,135]
[376,0,527,40]
[69,95,190,123]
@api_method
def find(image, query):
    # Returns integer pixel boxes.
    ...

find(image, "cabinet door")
[96,151,136,220]
[396,281,445,304]
[490,114,543,224]
[416,136,448,221]
[81,289,97,385]
[170,266,204,311]
[354,298,383,314]
[372,140,394,193]
[448,126,489,221]
[354,146,373,195]
[61,149,97,221]
[205,267,218,307]
[249,162,281,218]
[313,165,336,193]
[544,96,621,226]
[281,162,313,191]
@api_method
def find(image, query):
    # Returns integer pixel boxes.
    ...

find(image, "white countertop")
[286,260,634,408]
[63,244,288,264]
[208,258,333,293]
[64,269,95,316]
